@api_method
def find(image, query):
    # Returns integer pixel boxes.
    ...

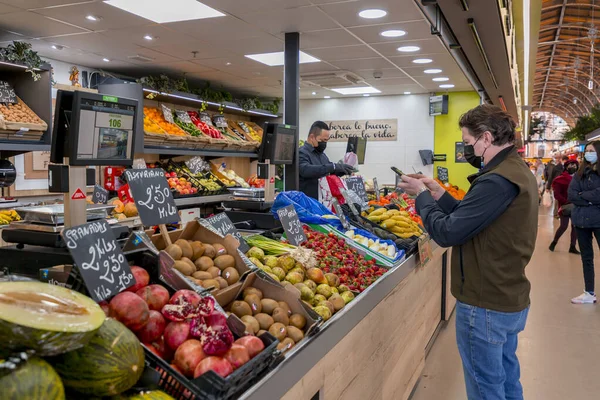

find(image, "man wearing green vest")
[398,104,538,400]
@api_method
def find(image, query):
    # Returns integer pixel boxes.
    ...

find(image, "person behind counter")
[398,104,538,400]
[299,121,354,199]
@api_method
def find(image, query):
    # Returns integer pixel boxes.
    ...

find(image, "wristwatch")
[416,187,429,197]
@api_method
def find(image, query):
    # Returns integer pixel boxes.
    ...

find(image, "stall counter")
[241,244,453,400]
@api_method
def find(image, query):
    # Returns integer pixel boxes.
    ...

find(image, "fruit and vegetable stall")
[0,194,454,400]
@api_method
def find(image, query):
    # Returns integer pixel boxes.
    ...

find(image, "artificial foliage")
[0,41,44,81]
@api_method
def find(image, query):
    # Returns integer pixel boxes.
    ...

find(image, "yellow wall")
[434,91,481,190]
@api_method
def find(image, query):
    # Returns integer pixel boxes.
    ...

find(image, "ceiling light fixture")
[312,92,317,95]
[358,9,387,19]
[424,69,442,74]
[439,84,455,88]
[330,86,381,95]
[225,62,231,65]
[397,46,420,52]
[143,35,154,41]
[363,94,370,97]
[380,29,406,38]
[86,15,100,21]
[51,45,63,50]
[404,92,411,95]
[324,96,331,99]
[104,0,225,23]
[103,58,110,62]
[413,58,432,64]
[432,77,449,82]
[245,51,320,66]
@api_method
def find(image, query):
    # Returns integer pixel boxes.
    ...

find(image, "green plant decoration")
[0,41,43,81]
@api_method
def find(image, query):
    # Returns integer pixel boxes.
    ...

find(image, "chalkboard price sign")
[92,185,109,204]
[62,220,133,302]
[0,80,17,104]
[346,176,368,202]
[437,166,449,183]
[277,205,307,246]
[332,198,350,230]
[123,168,180,226]
[204,212,250,253]
[186,156,206,175]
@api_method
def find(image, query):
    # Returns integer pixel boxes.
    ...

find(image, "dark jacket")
[299,142,335,199]
[417,147,538,312]
[552,171,572,210]
[568,167,600,228]
[546,162,563,190]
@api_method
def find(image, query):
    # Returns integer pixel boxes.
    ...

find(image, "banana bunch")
[0,209,21,225]
[364,208,422,239]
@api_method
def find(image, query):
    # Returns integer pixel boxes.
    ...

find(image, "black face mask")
[464,138,483,169]
[567,166,578,175]
[315,141,327,153]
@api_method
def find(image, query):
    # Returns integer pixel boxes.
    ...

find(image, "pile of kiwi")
[165,239,240,291]
[228,287,307,353]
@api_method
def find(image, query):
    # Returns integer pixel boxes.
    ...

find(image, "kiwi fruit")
[254,313,275,330]
[173,260,194,276]
[215,277,229,289]
[289,314,307,330]
[222,267,240,285]
[203,244,216,259]
[214,254,235,270]
[207,266,221,278]
[286,326,304,343]
[195,256,214,271]
[278,337,295,352]
[192,271,212,280]
[257,329,267,337]
[260,298,279,315]
[243,287,263,300]
[165,244,182,260]
[191,241,205,261]
[241,315,259,334]
[181,257,196,271]
[268,322,287,341]
[244,294,262,315]
[213,243,227,256]
[231,301,252,318]
[277,301,292,316]
[272,307,290,326]
[202,279,220,290]
[174,239,193,259]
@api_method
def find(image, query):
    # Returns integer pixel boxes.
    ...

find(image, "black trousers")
[575,227,600,293]
[553,215,577,247]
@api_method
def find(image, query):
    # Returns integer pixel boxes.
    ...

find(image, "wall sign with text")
[325,119,398,142]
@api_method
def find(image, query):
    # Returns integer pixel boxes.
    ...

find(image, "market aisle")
[410,206,600,400]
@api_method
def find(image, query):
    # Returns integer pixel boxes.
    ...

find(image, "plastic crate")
[143,332,280,400]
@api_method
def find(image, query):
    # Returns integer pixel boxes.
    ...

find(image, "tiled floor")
[411,207,600,400]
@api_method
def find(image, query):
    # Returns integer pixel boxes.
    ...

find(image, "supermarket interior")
[0,0,600,399]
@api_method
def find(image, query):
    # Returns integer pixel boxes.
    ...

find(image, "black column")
[284,32,300,191]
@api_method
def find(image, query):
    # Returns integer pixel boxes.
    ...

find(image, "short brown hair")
[458,104,517,145]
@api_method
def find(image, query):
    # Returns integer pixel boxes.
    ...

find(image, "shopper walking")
[399,104,538,400]
[549,160,579,254]
[568,142,600,304]
[546,154,567,217]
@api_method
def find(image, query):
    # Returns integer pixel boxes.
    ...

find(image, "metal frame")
[283,32,300,192]
[538,0,568,108]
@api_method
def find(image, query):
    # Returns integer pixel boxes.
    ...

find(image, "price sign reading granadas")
[123,168,180,226]
[277,205,307,246]
[62,220,133,302]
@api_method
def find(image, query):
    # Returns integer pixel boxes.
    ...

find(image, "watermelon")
[0,357,65,400]
[0,281,105,357]
[49,318,145,397]
[127,390,175,400]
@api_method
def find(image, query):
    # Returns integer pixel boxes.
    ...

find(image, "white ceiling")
[0,0,473,99]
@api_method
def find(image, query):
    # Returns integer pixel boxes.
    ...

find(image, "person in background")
[535,159,545,190]
[531,163,543,204]
[546,154,568,217]
[299,121,354,199]
[398,104,538,400]
[549,159,580,254]
[568,142,600,304]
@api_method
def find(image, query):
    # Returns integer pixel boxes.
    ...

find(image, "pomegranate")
[234,336,265,359]
[109,291,150,331]
[174,339,207,378]
[202,327,234,356]
[223,344,250,370]
[161,302,194,322]
[135,310,166,343]
[136,284,170,311]
[126,266,150,292]
[193,356,233,378]
[150,337,174,362]
[169,290,202,308]
[164,321,191,351]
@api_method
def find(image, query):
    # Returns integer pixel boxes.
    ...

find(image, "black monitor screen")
[258,123,297,165]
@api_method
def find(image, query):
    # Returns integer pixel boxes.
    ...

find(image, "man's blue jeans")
[455,301,530,400]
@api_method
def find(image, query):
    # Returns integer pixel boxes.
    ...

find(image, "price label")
[199,112,213,125]
[0,80,17,104]
[341,188,368,211]
[373,177,380,201]
[62,220,133,302]
[175,110,193,124]
[161,104,175,124]
[437,166,449,183]
[123,168,180,226]
[277,205,307,246]
[204,212,250,253]
[346,176,368,202]
[186,156,206,175]
[332,198,350,230]
[212,115,228,129]
[92,185,109,204]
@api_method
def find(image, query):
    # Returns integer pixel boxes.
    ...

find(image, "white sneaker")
[571,292,597,304]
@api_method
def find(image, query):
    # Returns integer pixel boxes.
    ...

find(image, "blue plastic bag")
[272,191,341,227]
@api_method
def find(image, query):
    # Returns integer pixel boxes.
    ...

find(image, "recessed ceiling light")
[358,9,387,19]
[363,94,370,97]
[324,96,331,99]
[245,51,320,66]
[439,84,455,88]
[86,15,100,21]
[380,29,406,38]
[225,62,231,66]
[397,46,420,52]
[51,45,63,50]
[103,58,110,62]
[311,92,317,95]
[104,0,225,23]
[404,92,411,95]
[413,58,433,64]
[331,86,381,95]
[432,77,449,82]
[143,35,154,41]
[424,69,442,74]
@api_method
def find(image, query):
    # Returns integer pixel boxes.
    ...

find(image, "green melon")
[127,390,175,400]
[0,357,65,400]
[49,318,145,397]
[0,281,106,357]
